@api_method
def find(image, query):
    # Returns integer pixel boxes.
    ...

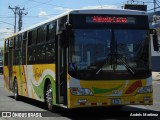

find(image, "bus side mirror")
[150,29,159,51]
[153,34,159,51]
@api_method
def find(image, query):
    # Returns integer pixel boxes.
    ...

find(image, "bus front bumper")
[68,93,153,108]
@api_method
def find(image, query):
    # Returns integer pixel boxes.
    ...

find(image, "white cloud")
[81,5,119,9]
[39,10,50,18]
[0,28,13,37]
[0,28,9,33]
[39,10,47,17]
[54,7,72,11]
[0,28,13,47]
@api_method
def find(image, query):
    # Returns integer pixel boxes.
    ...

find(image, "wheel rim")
[46,84,53,109]
[14,82,18,98]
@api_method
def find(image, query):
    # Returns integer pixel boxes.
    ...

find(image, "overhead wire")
[103,0,128,5]
[97,0,103,8]
[0,13,58,19]
[0,21,14,26]
[18,0,31,6]
[27,0,72,9]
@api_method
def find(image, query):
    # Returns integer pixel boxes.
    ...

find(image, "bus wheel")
[14,80,19,100]
[110,105,123,111]
[46,83,54,111]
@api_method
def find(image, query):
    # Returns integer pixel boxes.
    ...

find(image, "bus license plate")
[112,99,121,105]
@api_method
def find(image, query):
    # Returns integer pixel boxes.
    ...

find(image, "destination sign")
[86,16,136,24]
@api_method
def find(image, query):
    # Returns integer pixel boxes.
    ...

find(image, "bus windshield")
[69,29,150,80]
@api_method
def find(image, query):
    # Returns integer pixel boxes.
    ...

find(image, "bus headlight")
[70,87,93,96]
[137,86,152,94]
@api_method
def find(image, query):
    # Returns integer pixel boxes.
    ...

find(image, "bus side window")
[5,40,9,52]
[15,36,18,49]
[42,45,46,62]
[46,43,55,63]
[32,48,36,63]
[28,47,36,64]
[36,45,45,63]
[28,29,37,46]
[18,34,22,48]
[58,16,67,32]
[37,25,46,43]
[47,21,56,42]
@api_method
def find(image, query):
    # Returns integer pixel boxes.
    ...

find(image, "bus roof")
[70,8,147,15]
[5,8,147,39]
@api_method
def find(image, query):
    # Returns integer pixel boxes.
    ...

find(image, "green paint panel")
[92,84,123,94]
[31,75,56,104]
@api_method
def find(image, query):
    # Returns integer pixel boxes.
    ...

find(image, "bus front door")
[56,35,67,106]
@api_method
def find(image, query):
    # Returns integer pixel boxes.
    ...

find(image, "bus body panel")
[3,66,9,90]
[67,76,153,108]
[26,64,56,103]
[4,64,57,103]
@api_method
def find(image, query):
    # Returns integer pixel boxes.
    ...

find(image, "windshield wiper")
[95,54,135,76]
[95,54,113,75]
[117,55,135,75]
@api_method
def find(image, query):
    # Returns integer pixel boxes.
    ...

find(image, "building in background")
[148,11,160,71]
[123,4,160,71]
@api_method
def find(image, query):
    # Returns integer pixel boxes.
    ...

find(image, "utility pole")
[154,0,156,13]
[8,6,19,33]
[8,6,28,32]
[18,8,27,31]
[152,0,160,13]
[127,0,135,4]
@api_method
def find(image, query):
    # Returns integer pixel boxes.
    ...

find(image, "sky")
[0,0,156,47]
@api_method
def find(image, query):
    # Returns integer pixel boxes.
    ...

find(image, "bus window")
[37,25,46,43]
[69,29,111,70]
[23,32,27,40]
[9,38,14,48]
[115,29,149,70]
[4,52,8,66]
[28,47,36,64]
[47,22,56,42]
[58,16,67,32]
[18,34,22,48]
[5,40,9,52]
[36,45,46,63]
[46,43,55,63]
[28,29,37,46]
[15,36,19,49]
[13,50,21,65]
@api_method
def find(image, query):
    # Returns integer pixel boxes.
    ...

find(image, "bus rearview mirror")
[153,34,159,51]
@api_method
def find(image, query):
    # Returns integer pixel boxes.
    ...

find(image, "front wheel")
[13,80,19,100]
[109,105,123,111]
[46,83,54,111]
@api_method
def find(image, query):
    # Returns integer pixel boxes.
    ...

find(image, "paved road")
[0,74,160,120]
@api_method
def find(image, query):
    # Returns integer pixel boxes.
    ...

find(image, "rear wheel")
[13,80,19,100]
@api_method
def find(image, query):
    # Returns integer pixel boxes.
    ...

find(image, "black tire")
[13,80,19,100]
[110,105,123,111]
[45,82,54,111]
